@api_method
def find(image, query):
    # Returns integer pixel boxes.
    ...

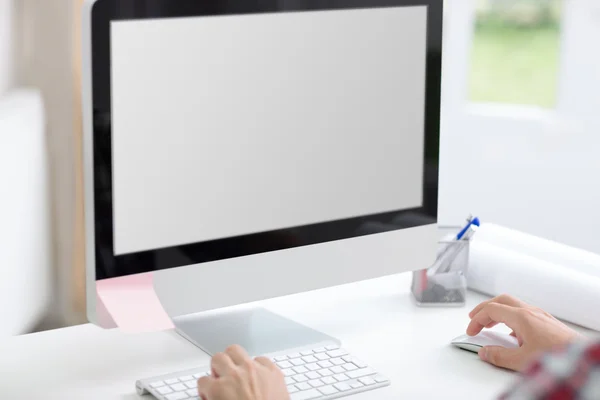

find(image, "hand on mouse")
[197,345,289,400]
[466,294,580,372]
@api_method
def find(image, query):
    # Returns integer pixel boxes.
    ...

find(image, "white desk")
[1,273,520,399]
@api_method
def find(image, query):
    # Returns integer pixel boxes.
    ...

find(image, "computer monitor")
[82,0,443,355]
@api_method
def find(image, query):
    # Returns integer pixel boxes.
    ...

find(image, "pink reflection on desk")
[96,272,174,333]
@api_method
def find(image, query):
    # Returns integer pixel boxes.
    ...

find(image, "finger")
[469,294,527,319]
[479,346,523,371]
[467,303,523,336]
[225,344,251,366]
[211,352,236,378]
[510,331,524,346]
[467,303,522,336]
[255,356,277,370]
[197,376,216,399]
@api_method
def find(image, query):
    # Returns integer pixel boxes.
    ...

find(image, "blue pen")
[456,215,480,240]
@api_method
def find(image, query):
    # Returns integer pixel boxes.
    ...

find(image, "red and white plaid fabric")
[500,340,600,400]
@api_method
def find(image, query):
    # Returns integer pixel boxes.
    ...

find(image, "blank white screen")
[111,6,427,255]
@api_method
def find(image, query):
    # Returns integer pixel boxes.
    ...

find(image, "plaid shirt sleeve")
[499,340,600,400]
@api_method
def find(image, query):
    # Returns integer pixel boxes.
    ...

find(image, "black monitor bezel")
[89,0,443,280]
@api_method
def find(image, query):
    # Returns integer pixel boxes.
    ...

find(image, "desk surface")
[2,273,521,399]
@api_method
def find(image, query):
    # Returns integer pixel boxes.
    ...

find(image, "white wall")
[3,0,78,329]
[0,0,56,335]
[23,0,76,326]
[439,108,600,253]
[439,0,600,255]
[0,90,51,337]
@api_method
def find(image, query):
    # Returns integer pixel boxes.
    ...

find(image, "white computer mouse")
[451,331,519,353]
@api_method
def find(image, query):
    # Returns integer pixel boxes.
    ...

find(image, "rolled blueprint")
[468,240,600,332]
[474,223,600,279]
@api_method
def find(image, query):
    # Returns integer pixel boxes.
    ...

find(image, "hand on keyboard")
[137,344,389,399]
[197,344,290,400]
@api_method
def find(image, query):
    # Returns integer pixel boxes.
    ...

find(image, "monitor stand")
[95,272,339,355]
[172,307,340,357]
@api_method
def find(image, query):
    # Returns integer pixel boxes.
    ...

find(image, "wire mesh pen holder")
[411,236,470,307]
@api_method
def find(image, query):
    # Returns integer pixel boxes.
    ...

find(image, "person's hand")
[197,345,289,400]
[467,294,580,372]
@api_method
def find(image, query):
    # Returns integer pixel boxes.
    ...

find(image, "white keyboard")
[136,344,390,400]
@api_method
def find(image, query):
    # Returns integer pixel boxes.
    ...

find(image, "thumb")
[479,346,522,371]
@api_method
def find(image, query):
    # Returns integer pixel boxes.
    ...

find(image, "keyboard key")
[350,381,364,389]
[282,368,294,377]
[374,374,389,383]
[157,387,174,395]
[285,377,295,385]
[306,371,321,380]
[333,373,349,382]
[359,376,376,386]
[288,385,299,393]
[334,382,352,392]
[317,360,333,368]
[288,352,302,359]
[170,383,187,391]
[166,393,188,400]
[301,356,318,363]
[165,379,179,385]
[351,358,367,368]
[193,373,206,379]
[321,376,336,385]
[318,385,339,395]
[346,368,376,379]
[293,366,309,374]
[291,359,306,366]
[300,350,314,356]
[313,347,327,353]
[185,381,197,389]
[342,356,367,368]
[150,381,165,388]
[290,388,321,400]
[342,363,358,372]
[274,356,289,362]
[293,374,309,383]
[306,363,320,371]
[277,361,293,369]
[330,358,345,366]
[315,354,330,361]
[308,379,324,388]
[327,349,348,358]
[187,389,198,396]
[295,382,312,391]
[325,345,339,351]
[318,368,333,377]
[330,366,345,374]
[179,375,194,382]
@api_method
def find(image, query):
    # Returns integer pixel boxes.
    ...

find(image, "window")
[469,0,563,108]
[440,0,600,254]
